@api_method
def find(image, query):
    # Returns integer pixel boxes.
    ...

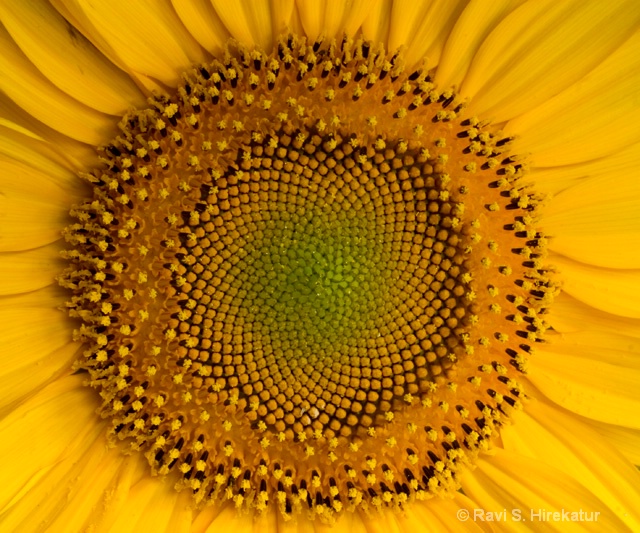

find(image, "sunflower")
[1,0,640,531]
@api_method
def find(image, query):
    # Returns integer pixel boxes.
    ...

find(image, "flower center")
[60,35,554,521]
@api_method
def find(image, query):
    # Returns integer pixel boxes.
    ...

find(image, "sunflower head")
[3,0,640,531]
[57,33,555,520]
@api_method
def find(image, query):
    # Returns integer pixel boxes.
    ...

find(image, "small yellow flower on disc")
[59,35,555,522]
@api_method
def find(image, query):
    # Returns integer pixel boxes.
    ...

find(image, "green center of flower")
[231,205,387,362]
[59,34,554,521]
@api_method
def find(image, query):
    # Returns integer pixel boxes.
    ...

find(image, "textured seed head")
[59,34,555,522]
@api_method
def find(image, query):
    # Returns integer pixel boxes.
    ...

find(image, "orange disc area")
[60,35,555,520]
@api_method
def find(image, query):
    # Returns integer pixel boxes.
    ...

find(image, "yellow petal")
[194,496,488,532]
[0,25,114,145]
[462,0,640,123]
[323,511,368,533]
[0,0,145,115]
[322,0,370,38]
[394,0,469,70]
[53,0,206,87]
[387,0,436,52]
[0,342,77,420]
[463,449,627,530]
[0,120,89,196]
[399,494,492,532]
[167,495,196,533]
[368,0,468,69]
[210,0,275,49]
[195,503,256,533]
[501,399,640,530]
[505,28,640,166]
[435,0,526,91]
[286,2,306,37]
[0,374,100,513]
[43,446,131,533]
[548,292,640,339]
[0,124,95,183]
[276,508,335,533]
[88,455,150,533]
[270,0,299,44]
[0,427,129,532]
[0,286,76,415]
[529,139,640,197]
[0,97,97,171]
[190,503,228,533]
[360,0,393,46]
[527,332,640,428]
[542,172,640,268]
[551,254,640,318]
[547,329,640,372]
[212,0,294,50]
[171,0,231,56]
[0,157,81,252]
[356,509,403,533]
[588,420,640,466]
[103,477,193,533]
[295,0,369,43]
[292,0,323,42]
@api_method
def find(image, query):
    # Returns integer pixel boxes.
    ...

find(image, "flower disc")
[60,35,554,521]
